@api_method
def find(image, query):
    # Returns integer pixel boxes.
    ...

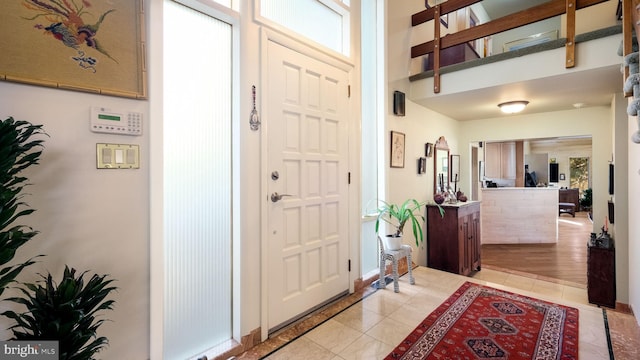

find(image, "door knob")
[271,192,293,202]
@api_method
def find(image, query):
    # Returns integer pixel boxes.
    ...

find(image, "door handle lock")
[271,192,293,202]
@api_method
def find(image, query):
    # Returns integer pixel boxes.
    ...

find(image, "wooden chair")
[377,236,415,293]
[559,202,576,217]
[559,188,579,217]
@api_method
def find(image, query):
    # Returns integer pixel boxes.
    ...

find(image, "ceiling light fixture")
[498,100,529,114]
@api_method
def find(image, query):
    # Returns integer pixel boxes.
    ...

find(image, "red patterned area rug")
[386,281,579,359]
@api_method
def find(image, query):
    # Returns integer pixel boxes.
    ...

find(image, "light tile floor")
[258,267,616,360]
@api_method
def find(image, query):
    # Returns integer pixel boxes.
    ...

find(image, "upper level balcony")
[406,0,628,120]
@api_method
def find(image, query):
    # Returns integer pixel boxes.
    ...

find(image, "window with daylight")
[361,0,384,275]
[260,0,350,55]
[163,0,233,358]
[569,157,590,193]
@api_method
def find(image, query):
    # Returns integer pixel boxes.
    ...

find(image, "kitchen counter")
[435,200,481,208]
[481,187,558,244]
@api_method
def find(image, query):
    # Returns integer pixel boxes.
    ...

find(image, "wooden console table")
[426,201,481,276]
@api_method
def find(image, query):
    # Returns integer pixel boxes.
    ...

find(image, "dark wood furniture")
[587,244,616,308]
[559,188,579,217]
[559,188,579,208]
[426,202,481,276]
[559,202,575,217]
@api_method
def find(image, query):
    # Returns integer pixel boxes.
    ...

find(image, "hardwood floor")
[481,211,594,286]
[481,211,640,359]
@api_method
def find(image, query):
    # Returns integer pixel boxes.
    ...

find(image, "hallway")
[481,211,593,286]
[234,266,640,360]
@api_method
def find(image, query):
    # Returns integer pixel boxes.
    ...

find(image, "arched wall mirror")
[434,136,450,193]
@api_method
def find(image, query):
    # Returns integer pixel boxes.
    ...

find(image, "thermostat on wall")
[91,106,142,136]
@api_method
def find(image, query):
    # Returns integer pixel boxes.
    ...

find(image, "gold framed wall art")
[0,0,146,99]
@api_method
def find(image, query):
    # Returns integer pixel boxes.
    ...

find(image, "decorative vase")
[434,193,445,204]
[383,235,403,251]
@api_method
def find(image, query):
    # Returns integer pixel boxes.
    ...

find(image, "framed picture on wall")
[418,157,427,174]
[0,0,147,98]
[425,142,433,157]
[391,131,405,168]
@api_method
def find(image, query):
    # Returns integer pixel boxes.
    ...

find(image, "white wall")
[0,83,149,359]
[387,1,460,265]
[612,93,630,309]
[492,18,560,55]
[385,100,458,264]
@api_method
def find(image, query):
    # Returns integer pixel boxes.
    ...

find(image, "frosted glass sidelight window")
[261,0,349,55]
[163,1,232,358]
[360,0,384,275]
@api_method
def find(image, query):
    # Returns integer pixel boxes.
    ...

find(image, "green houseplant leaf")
[374,199,426,247]
[2,265,117,360]
[0,117,47,297]
[580,188,592,208]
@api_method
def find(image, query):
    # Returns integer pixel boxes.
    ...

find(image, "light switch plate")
[96,143,140,169]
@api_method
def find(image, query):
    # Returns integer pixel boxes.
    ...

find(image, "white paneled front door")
[266,39,350,332]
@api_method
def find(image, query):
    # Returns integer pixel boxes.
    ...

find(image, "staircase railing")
[412,0,620,93]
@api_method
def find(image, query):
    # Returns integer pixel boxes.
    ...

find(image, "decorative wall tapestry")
[0,0,146,98]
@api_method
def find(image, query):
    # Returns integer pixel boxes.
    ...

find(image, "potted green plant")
[580,188,592,211]
[2,266,117,360]
[375,199,426,249]
[0,117,47,298]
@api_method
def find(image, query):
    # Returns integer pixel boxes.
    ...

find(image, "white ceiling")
[414,64,623,121]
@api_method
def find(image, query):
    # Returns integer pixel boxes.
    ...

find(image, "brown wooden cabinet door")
[427,203,481,276]
[587,246,615,308]
[484,143,501,178]
[471,210,481,271]
[500,142,516,179]
[427,205,459,274]
[459,214,472,275]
